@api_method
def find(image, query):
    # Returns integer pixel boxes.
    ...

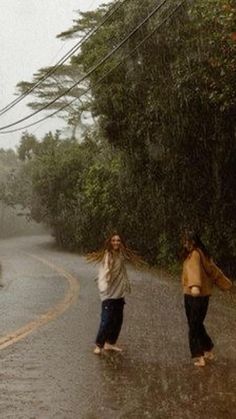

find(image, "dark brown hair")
[181,230,211,260]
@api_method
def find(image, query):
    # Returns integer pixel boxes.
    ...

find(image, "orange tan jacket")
[182,249,232,296]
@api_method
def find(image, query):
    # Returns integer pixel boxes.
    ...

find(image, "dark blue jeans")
[96,298,125,348]
[184,295,214,358]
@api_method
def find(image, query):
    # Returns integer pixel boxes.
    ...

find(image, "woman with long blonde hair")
[87,232,142,355]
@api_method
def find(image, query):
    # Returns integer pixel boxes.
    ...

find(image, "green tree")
[10,0,236,274]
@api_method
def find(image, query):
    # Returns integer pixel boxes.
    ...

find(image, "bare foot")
[104,343,122,352]
[204,351,215,360]
[93,346,102,355]
[194,356,206,367]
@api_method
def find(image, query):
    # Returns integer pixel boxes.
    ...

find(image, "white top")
[97,251,131,301]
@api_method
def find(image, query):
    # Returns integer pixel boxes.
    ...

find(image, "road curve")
[0,252,79,350]
[0,235,235,419]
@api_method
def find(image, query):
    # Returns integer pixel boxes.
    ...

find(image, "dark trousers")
[96,298,125,348]
[184,295,214,358]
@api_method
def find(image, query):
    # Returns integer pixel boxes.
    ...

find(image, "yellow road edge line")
[0,253,80,351]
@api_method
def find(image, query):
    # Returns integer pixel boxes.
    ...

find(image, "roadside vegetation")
[1,0,235,274]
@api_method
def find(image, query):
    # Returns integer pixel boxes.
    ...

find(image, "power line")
[0,0,129,117]
[0,0,169,132]
[0,1,186,135]
[0,1,183,135]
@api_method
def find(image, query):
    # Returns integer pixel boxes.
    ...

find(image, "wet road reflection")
[0,236,235,418]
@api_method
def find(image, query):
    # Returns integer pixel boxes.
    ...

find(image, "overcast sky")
[0,0,110,150]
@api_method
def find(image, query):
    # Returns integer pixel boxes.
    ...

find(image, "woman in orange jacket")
[181,231,232,367]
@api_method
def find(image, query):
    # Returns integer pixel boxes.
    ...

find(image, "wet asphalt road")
[0,235,235,419]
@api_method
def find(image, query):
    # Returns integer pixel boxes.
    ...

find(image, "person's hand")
[191,286,200,297]
[230,283,236,294]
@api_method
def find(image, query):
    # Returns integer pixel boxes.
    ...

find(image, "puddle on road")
[82,351,236,419]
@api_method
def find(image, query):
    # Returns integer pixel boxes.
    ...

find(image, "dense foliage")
[4,0,236,273]
[0,148,44,237]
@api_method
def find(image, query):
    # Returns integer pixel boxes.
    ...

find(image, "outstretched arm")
[209,260,232,291]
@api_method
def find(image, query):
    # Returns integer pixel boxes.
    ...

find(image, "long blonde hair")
[86,232,145,268]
